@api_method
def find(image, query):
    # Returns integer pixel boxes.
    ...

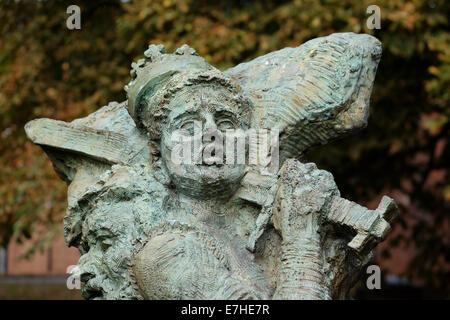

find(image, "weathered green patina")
[25,32,397,300]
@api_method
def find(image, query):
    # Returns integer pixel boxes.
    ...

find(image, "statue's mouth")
[82,278,104,300]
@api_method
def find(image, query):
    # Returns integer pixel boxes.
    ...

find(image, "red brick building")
[1,235,79,276]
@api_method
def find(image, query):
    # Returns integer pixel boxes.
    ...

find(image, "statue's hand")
[271,159,398,299]
[272,160,339,299]
[273,160,339,242]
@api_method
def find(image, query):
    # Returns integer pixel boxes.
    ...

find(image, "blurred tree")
[0,0,448,296]
[0,0,127,254]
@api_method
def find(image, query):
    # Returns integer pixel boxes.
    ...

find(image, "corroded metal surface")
[25,32,397,300]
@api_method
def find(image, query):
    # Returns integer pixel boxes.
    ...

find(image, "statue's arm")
[272,160,398,299]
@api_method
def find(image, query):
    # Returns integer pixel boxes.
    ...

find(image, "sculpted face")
[77,204,137,299]
[161,84,248,199]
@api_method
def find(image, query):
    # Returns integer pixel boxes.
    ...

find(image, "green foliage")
[0,0,448,295]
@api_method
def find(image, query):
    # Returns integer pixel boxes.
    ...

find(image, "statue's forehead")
[84,206,134,233]
[169,82,233,102]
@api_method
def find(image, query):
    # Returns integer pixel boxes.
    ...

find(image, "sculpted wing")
[25,101,150,183]
[25,101,152,248]
[229,33,397,264]
[225,32,382,161]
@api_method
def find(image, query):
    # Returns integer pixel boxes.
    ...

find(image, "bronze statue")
[25,32,398,300]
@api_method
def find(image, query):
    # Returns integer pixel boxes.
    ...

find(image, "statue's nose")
[79,268,95,282]
[203,113,217,132]
[77,254,100,282]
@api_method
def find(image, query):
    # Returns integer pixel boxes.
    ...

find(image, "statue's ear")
[225,32,382,161]
[25,101,151,185]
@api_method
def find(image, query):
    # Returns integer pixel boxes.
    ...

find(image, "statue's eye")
[99,237,113,251]
[179,120,195,135]
[217,120,235,131]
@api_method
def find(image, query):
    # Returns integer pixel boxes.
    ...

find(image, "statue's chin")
[166,163,245,200]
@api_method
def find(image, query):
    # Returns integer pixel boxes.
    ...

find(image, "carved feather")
[225,32,382,161]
